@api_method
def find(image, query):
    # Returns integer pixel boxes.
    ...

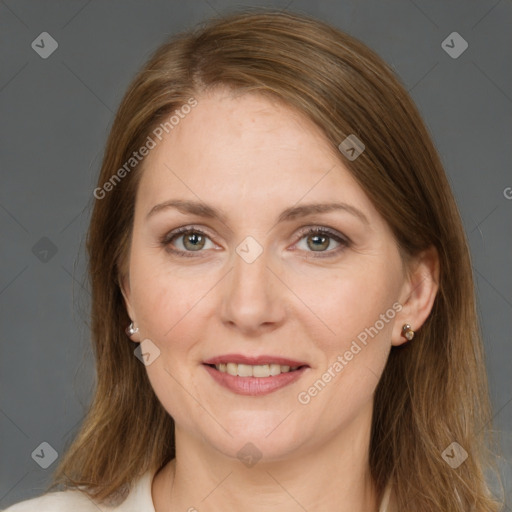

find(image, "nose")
[219,239,287,336]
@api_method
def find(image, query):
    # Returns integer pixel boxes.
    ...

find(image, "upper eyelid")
[295,225,349,241]
[163,225,216,243]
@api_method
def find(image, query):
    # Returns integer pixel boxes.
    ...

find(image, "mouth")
[202,355,310,396]
[203,362,307,377]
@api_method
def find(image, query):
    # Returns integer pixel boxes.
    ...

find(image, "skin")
[121,87,439,512]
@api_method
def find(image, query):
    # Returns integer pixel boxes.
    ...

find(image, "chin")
[203,418,307,463]
[212,436,302,466]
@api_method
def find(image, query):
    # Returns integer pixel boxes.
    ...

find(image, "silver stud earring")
[402,323,415,341]
[126,322,139,337]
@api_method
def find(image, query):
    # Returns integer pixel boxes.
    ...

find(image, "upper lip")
[203,354,309,367]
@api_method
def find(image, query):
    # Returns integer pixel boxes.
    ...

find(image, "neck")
[152,401,380,512]
[153,402,378,512]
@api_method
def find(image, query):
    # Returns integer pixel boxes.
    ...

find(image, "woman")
[4,9,501,512]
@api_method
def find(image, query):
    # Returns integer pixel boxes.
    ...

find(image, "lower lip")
[203,364,308,396]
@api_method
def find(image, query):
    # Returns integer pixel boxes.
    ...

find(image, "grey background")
[1,0,511,508]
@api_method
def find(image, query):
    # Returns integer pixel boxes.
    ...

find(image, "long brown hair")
[51,9,502,510]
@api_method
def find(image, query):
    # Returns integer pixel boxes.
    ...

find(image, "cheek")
[289,256,401,351]
[293,265,398,423]
[128,249,193,340]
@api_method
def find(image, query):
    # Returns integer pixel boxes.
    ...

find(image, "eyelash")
[160,225,351,259]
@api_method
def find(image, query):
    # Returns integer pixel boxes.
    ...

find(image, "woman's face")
[122,88,413,461]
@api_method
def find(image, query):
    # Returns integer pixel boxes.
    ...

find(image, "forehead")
[135,89,373,217]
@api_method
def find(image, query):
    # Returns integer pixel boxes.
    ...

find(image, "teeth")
[269,363,281,376]
[214,363,301,377]
[253,364,270,377]
[237,363,253,377]
[226,363,238,376]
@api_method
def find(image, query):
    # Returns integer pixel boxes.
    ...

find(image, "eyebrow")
[146,199,369,225]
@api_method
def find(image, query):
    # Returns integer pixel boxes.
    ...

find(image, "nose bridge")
[221,235,284,330]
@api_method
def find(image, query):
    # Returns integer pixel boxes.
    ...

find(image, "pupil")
[185,232,204,250]
[308,234,328,251]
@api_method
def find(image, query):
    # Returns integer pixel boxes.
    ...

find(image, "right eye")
[161,227,217,257]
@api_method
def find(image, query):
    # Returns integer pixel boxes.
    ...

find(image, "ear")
[392,245,440,346]
[119,272,140,342]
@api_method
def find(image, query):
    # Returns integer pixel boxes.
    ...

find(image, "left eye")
[294,228,348,255]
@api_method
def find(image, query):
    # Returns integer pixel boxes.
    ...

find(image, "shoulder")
[2,469,157,512]
[1,489,100,512]
[379,480,395,512]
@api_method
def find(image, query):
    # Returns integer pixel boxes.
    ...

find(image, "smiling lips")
[203,354,310,395]
[203,354,308,376]
[212,362,300,377]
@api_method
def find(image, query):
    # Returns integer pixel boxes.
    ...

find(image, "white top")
[2,471,155,512]
[2,469,394,511]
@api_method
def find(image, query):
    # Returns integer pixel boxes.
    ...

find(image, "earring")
[126,322,139,337]
[402,323,415,341]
